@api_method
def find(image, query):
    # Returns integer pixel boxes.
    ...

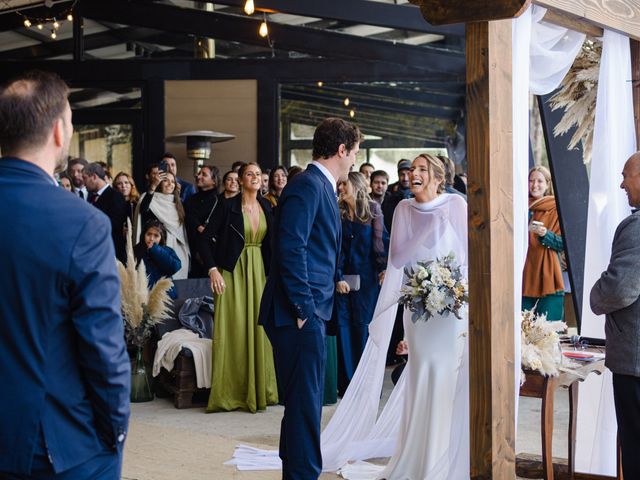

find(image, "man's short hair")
[0,70,69,155]
[370,170,389,183]
[312,117,363,160]
[231,161,246,172]
[162,152,175,160]
[84,162,107,180]
[359,162,374,172]
[146,163,159,176]
[67,157,88,172]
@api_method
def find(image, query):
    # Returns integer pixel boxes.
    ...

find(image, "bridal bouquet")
[520,309,567,382]
[398,252,468,323]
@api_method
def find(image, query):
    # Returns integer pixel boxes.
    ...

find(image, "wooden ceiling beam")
[409,0,530,25]
[532,0,640,41]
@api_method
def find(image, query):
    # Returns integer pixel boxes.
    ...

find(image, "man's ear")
[338,144,347,157]
[52,117,64,148]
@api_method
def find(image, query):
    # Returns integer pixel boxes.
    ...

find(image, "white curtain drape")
[512,0,585,439]
[575,29,637,476]
[512,7,532,431]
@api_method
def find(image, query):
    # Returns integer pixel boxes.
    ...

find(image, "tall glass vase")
[131,346,153,402]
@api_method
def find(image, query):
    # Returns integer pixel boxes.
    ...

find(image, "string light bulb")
[317,81,323,87]
[67,13,73,21]
[53,19,59,29]
[50,30,57,39]
[259,20,269,38]
[243,0,255,15]
[23,19,31,27]
[344,97,350,107]
[349,109,355,118]
[37,23,43,30]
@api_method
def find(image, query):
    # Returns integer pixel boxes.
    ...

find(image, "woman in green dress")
[202,162,278,412]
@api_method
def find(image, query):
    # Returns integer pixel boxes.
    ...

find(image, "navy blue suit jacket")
[259,164,341,327]
[0,158,130,475]
[177,177,196,203]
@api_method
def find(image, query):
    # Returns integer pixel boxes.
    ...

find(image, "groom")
[259,117,361,479]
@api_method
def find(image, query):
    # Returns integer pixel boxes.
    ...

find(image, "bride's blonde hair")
[415,154,446,194]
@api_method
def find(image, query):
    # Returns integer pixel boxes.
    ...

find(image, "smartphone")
[529,220,543,232]
[158,160,168,173]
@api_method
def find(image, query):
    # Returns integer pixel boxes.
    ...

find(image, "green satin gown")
[206,211,278,412]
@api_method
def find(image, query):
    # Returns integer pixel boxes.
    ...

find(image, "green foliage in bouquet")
[398,252,468,323]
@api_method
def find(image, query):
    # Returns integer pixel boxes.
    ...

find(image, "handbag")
[343,274,361,291]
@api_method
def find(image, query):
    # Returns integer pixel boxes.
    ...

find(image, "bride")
[321,153,469,479]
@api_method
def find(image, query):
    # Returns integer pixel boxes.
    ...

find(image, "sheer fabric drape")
[576,30,637,477]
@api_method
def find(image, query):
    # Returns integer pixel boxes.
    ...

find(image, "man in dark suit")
[67,156,88,200]
[0,70,130,479]
[259,117,362,479]
[83,162,129,264]
[590,151,640,479]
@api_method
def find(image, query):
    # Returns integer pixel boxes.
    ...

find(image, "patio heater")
[165,130,235,173]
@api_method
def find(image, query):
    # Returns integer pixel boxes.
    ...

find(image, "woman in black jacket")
[203,162,278,413]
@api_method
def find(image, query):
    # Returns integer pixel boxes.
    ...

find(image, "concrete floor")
[122,367,571,479]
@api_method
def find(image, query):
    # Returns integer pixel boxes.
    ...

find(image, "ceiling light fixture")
[243,0,255,15]
[14,0,79,40]
[259,20,268,38]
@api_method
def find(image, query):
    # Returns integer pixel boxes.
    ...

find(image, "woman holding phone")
[522,166,565,320]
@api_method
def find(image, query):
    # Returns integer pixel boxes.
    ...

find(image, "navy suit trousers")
[265,316,326,480]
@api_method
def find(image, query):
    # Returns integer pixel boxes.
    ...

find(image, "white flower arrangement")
[398,252,468,323]
[520,309,567,383]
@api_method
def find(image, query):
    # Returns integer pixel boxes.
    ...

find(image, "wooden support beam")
[541,9,603,37]
[410,0,529,25]
[466,19,516,479]
[532,0,640,41]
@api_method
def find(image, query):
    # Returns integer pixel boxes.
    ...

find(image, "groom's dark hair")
[312,117,363,160]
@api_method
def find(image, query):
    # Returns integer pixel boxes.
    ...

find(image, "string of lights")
[2,0,79,40]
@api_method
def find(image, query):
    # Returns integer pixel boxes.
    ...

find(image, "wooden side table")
[519,351,606,480]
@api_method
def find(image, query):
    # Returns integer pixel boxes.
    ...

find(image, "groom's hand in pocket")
[297,318,307,329]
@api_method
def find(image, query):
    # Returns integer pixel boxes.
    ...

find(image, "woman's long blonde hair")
[339,171,372,223]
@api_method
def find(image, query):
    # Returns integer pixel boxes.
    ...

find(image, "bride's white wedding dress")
[323,194,470,480]
[226,195,469,479]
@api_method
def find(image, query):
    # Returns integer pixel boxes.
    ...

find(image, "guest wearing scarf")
[522,166,565,320]
[134,171,190,279]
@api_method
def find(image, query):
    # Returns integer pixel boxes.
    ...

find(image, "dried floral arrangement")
[520,309,568,383]
[549,38,601,165]
[117,220,173,347]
